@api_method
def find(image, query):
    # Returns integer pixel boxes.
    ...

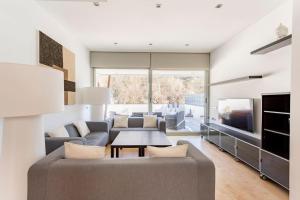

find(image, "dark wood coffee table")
[111,131,172,158]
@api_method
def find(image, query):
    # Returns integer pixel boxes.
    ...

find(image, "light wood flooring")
[106,136,289,200]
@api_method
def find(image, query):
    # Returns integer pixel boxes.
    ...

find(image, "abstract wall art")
[39,31,76,105]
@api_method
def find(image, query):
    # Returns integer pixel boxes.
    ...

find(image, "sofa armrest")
[177,140,215,200]
[86,121,109,133]
[158,118,166,133]
[45,137,86,155]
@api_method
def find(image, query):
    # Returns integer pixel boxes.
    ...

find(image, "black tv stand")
[201,93,290,190]
[201,123,261,170]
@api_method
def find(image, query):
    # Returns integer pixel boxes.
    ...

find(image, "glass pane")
[95,69,148,116]
[152,70,206,132]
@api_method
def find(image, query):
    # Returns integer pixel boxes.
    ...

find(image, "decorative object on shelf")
[0,63,64,200]
[209,75,263,86]
[39,31,76,105]
[81,87,112,121]
[276,23,289,39]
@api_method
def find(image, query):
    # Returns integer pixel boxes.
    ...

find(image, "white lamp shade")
[0,63,64,117]
[82,87,112,105]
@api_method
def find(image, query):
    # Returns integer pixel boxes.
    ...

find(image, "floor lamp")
[82,87,112,121]
[0,63,64,200]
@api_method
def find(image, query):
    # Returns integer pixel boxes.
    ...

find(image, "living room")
[1,0,300,200]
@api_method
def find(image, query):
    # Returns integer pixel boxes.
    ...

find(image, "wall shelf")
[209,75,263,86]
[251,34,292,55]
[264,110,290,115]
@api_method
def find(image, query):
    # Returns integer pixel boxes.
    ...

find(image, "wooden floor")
[106,136,289,200]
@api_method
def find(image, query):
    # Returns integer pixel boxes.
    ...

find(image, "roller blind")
[151,53,209,70]
[90,52,150,69]
[91,52,210,70]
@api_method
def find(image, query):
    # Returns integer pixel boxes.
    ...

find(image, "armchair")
[165,111,185,130]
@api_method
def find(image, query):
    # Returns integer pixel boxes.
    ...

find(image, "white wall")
[0,0,91,137]
[290,0,300,198]
[209,1,292,136]
[0,2,92,197]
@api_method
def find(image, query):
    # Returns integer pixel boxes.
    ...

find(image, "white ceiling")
[37,0,285,53]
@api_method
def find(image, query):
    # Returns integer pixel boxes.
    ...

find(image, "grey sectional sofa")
[28,140,215,200]
[109,117,166,142]
[45,121,109,154]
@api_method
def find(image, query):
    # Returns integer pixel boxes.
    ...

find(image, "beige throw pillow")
[64,142,106,159]
[73,121,90,137]
[143,115,157,128]
[114,115,128,128]
[48,126,69,138]
[148,144,189,158]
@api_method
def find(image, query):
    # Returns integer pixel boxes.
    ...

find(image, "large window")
[95,69,149,116]
[94,68,207,132]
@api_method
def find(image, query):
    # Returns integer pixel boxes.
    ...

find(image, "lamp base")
[0,115,45,200]
[90,105,105,121]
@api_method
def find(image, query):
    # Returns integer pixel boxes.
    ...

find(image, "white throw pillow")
[48,126,69,138]
[148,144,189,158]
[64,142,106,159]
[114,115,128,128]
[73,121,90,137]
[143,115,157,128]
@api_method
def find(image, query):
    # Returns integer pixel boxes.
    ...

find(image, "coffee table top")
[111,131,172,147]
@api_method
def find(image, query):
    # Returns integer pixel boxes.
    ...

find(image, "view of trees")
[152,75,204,104]
[95,70,205,105]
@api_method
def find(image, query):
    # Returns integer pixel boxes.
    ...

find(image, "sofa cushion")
[151,112,163,118]
[131,112,146,117]
[73,121,90,137]
[65,124,80,137]
[85,132,109,146]
[113,115,129,128]
[143,115,157,128]
[148,144,189,158]
[128,117,144,128]
[64,142,106,159]
[48,126,69,138]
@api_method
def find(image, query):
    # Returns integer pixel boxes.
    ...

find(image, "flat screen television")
[218,98,254,133]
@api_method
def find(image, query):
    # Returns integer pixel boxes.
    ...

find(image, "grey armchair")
[165,111,185,130]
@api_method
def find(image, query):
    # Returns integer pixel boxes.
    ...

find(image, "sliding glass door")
[94,69,149,117]
[94,68,207,132]
[151,70,206,132]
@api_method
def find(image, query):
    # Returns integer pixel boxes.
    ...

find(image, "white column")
[0,115,45,200]
[90,105,105,121]
[290,1,300,199]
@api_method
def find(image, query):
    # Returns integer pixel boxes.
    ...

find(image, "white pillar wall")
[0,63,64,200]
[290,0,300,199]
[0,116,45,200]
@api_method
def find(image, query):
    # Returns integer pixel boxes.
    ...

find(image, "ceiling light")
[156,3,161,8]
[93,2,100,6]
[93,0,107,6]
[215,4,223,8]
